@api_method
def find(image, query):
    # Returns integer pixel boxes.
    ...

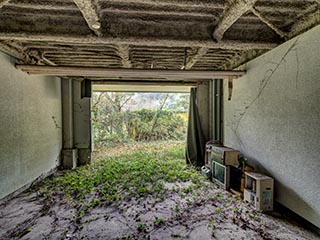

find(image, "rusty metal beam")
[213,0,258,42]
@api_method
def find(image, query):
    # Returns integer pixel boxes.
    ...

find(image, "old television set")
[212,161,230,190]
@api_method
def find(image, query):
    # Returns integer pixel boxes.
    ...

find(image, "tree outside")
[92,92,190,147]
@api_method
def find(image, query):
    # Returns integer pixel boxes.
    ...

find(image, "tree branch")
[150,94,169,136]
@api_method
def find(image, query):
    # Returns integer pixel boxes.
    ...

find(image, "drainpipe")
[212,79,223,143]
[61,78,78,169]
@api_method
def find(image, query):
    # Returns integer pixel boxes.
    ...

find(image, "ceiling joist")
[72,0,102,36]
[16,65,245,80]
[0,0,10,9]
[0,33,277,50]
[0,0,318,72]
[251,7,287,39]
[117,45,132,68]
[288,8,320,38]
[184,47,208,70]
[213,0,258,42]
[102,0,224,9]
[0,41,25,60]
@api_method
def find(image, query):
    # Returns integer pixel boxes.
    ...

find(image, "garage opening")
[92,91,189,152]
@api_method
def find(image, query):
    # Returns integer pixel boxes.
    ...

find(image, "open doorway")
[91,90,190,156]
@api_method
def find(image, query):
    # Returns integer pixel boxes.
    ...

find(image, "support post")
[61,78,78,169]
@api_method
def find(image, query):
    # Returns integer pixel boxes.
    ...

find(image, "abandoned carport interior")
[0,0,319,233]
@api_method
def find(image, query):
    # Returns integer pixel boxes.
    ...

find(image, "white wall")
[224,26,320,228]
[0,52,62,199]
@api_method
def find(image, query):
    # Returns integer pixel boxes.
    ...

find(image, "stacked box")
[210,146,240,190]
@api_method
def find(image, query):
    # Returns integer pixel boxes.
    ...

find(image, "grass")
[38,141,204,211]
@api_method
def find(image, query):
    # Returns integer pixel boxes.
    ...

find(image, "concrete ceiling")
[0,0,319,81]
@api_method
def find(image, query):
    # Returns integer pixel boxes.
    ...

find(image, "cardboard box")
[211,146,239,166]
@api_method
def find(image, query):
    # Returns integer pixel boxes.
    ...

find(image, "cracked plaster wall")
[0,51,62,199]
[223,25,320,228]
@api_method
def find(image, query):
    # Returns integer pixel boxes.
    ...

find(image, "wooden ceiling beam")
[72,0,102,36]
[0,33,277,50]
[213,0,258,42]
[16,65,245,80]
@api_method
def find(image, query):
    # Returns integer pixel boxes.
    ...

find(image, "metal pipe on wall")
[212,79,223,143]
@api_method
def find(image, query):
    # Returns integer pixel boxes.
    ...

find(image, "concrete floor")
[0,178,319,239]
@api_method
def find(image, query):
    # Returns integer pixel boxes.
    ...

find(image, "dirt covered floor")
[0,142,319,240]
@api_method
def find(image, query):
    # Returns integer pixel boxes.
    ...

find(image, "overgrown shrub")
[92,92,189,147]
[125,109,187,141]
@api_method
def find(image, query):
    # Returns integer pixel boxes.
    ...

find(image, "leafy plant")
[215,208,221,214]
[137,223,148,233]
[154,217,165,226]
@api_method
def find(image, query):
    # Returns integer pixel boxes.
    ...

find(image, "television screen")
[213,162,225,184]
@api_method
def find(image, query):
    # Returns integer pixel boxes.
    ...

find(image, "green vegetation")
[154,217,165,226]
[125,109,187,141]
[92,92,189,147]
[38,142,203,210]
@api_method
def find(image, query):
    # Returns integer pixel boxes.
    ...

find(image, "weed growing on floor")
[38,141,204,212]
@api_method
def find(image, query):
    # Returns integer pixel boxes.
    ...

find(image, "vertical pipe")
[212,79,223,143]
[218,79,224,143]
[209,80,214,140]
[61,78,74,149]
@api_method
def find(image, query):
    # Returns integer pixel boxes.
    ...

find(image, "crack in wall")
[51,116,61,129]
[229,38,301,149]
